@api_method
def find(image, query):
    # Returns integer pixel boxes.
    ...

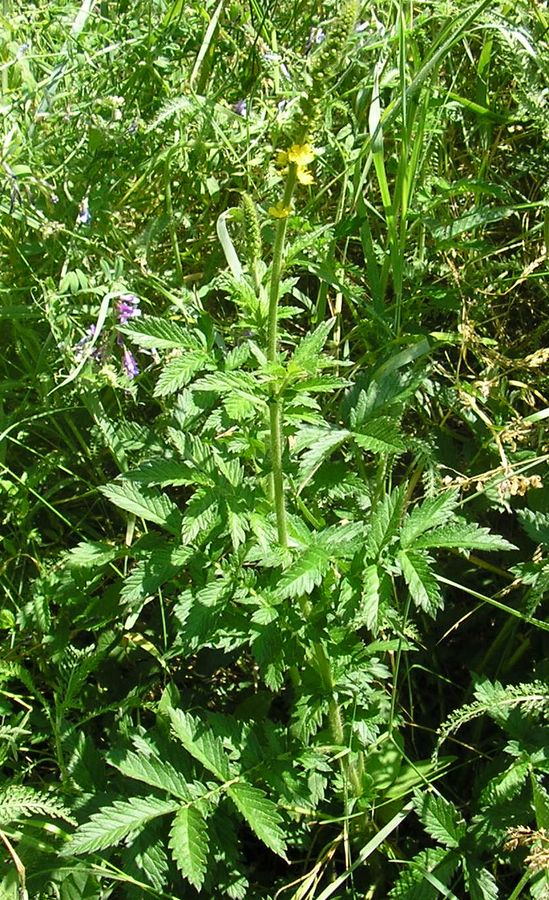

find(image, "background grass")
[0,0,548,897]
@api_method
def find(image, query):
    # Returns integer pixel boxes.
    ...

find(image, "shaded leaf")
[414,790,466,849]
[398,550,443,616]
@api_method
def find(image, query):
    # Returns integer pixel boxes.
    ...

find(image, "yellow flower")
[296,167,314,185]
[268,202,292,219]
[287,143,315,166]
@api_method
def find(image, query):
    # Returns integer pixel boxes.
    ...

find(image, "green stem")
[267,167,297,363]
[267,163,363,804]
[269,399,288,548]
[267,165,297,549]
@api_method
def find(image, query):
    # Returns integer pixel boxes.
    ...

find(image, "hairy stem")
[267,165,297,549]
[267,165,363,803]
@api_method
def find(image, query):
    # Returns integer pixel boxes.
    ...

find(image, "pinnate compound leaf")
[168,708,232,781]
[398,550,443,616]
[100,481,181,534]
[169,806,209,889]
[413,790,466,849]
[400,491,459,548]
[108,749,191,801]
[276,545,331,599]
[63,796,179,855]
[227,781,287,858]
[412,519,516,552]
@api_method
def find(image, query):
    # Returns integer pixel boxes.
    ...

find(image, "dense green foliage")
[1,0,548,897]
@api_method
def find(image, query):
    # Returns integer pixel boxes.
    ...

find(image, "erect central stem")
[265,160,363,805]
[267,165,297,549]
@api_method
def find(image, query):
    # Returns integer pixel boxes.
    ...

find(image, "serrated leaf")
[294,376,349,393]
[227,781,287,858]
[464,861,499,900]
[168,708,232,782]
[353,417,407,455]
[356,563,381,632]
[181,491,220,544]
[388,846,458,899]
[251,606,279,626]
[0,785,76,826]
[296,426,349,487]
[401,491,459,548]
[108,749,191,801]
[364,485,406,559]
[169,806,209,889]
[192,371,267,411]
[120,316,201,349]
[100,482,181,535]
[412,520,516,552]
[480,759,529,808]
[120,544,191,604]
[318,522,366,555]
[154,351,211,397]
[517,509,549,548]
[291,318,335,371]
[276,545,331,599]
[122,822,169,894]
[127,458,212,488]
[414,791,466,849]
[398,550,443,616]
[63,796,179,855]
[65,541,118,568]
[430,205,513,242]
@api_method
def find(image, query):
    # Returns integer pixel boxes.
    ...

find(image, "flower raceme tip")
[276,143,316,185]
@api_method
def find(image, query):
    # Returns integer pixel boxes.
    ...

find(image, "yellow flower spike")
[287,143,315,166]
[276,150,289,167]
[268,202,292,219]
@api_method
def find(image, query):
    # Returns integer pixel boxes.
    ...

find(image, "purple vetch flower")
[232,99,248,117]
[16,43,30,60]
[263,52,291,81]
[74,324,96,357]
[122,348,139,379]
[116,293,141,325]
[306,26,326,50]
[76,197,91,226]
